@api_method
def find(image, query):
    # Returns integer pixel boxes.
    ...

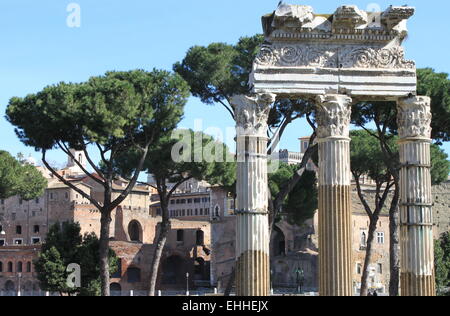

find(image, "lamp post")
[17,272,22,297]
[186,272,190,296]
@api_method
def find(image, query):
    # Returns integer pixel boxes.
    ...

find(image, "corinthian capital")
[397,96,432,140]
[316,94,352,139]
[231,93,276,137]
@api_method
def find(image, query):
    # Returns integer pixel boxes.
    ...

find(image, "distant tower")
[66,149,87,175]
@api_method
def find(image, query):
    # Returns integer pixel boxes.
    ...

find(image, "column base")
[236,250,270,296]
[401,273,436,296]
[319,185,353,297]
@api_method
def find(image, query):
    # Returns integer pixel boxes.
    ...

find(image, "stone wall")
[433,181,450,239]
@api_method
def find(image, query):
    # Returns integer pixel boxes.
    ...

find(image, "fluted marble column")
[397,96,436,296]
[316,94,353,296]
[231,93,275,296]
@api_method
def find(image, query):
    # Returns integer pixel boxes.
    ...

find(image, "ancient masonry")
[233,3,435,296]
[231,94,275,296]
[316,95,353,296]
[398,96,436,296]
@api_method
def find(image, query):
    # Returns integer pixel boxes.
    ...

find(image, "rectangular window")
[377,263,383,274]
[377,232,385,244]
[32,237,41,245]
[177,230,184,242]
[14,239,23,245]
[356,263,362,275]
[34,225,40,233]
[35,198,39,204]
[16,226,22,235]
[0,239,5,246]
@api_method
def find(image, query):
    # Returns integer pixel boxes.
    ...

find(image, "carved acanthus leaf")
[316,95,352,139]
[397,96,432,139]
[231,94,276,137]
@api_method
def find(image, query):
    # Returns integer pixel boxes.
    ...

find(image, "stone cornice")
[263,4,415,43]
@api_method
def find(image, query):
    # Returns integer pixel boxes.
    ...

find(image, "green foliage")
[430,144,450,185]
[6,69,189,152]
[350,130,398,182]
[269,163,318,226]
[417,68,450,143]
[174,35,315,128]
[349,130,449,186]
[173,36,263,105]
[34,222,118,296]
[352,69,450,144]
[0,150,47,200]
[114,129,236,192]
[435,232,450,295]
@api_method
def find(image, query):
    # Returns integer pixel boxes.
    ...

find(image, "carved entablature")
[332,5,368,29]
[397,96,432,140]
[316,95,352,139]
[231,94,276,137]
[255,44,415,69]
[252,3,417,99]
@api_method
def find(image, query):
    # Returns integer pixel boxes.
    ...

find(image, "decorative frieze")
[255,44,415,70]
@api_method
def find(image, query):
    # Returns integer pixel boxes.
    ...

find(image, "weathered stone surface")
[397,96,436,296]
[252,3,417,100]
[232,93,274,296]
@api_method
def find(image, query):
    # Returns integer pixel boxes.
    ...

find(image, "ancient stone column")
[316,94,353,296]
[397,96,436,296]
[231,93,276,296]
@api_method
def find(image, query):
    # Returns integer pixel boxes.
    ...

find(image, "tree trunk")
[148,221,170,296]
[149,197,171,296]
[360,220,378,296]
[99,210,112,296]
[389,186,400,296]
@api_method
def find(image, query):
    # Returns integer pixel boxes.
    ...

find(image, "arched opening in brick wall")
[4,280,15,292]
[110,282,122,296]
[128,220,143,243]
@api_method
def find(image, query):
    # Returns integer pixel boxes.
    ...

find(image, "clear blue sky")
[0,0,449,166]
